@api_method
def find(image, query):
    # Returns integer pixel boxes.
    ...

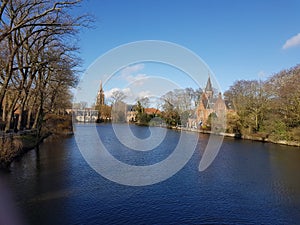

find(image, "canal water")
[0,124,300,225]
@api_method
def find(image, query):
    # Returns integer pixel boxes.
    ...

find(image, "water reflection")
[0,124,300,224]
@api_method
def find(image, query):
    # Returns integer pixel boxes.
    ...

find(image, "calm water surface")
[1,124,300,225]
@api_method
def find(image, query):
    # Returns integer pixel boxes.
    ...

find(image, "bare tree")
[136,96,149,108]
[109,90,126,104]
[0,0,90,132]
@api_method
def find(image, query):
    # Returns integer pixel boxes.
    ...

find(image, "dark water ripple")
[0,124,300,225]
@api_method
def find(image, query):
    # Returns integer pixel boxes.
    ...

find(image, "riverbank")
[0,130,75,169]
[5,123,300,225]
[133,122,300,147]
[3,121,297,169]
[0,114,73,169]
[0,130,41,169]
[175,126,300,147]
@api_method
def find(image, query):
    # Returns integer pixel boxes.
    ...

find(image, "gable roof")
[205,76,213,92]
[144,108,161,115]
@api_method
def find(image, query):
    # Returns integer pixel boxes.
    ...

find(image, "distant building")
[188,76,234,129]
[95,81,112,121]
[126,107,161,123]
[144,108,161,116]
[72,108,98,122]
[96,81,105,107]
[126,110,137,122]
[70,81,109,123]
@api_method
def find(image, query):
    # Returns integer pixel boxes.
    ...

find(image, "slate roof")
[205,77,213,92]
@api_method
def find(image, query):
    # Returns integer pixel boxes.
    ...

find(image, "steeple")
[205,75,212,92]
[96,80,105,106]
[205,73,213,99]
[99,80,102,90]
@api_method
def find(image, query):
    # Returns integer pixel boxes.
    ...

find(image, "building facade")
[96,81,105,107]
[188,77,234,129]
[72,108,99,122]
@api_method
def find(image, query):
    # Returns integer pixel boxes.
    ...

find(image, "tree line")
[100,65,300,143]
[0,0,88,134]
[225,65,300,142]
[98,88,205,126]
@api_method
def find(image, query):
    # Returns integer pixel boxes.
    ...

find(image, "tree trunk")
[17,98,26,130]
[4,95,19,132]
[2,95,7,121]
[26,107,32,129]
[32,103,42,129]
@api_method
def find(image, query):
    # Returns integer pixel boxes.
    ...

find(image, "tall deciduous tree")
[224,80,269,133]
[0,0,90,132]
[224,65,300,141]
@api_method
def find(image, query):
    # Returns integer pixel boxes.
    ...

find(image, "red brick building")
[188,77,234,128]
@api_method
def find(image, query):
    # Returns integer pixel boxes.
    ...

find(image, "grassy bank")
[177,127,300,147]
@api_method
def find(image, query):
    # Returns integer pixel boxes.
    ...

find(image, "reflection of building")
[188,76,234,128]
[72,108,98,122]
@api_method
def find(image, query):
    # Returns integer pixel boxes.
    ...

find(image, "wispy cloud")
[282,33,300,50]
[105,88,132,99]
[127,73,148,85]
[120,64,149,86]
[105,88,118,99]
[121,64,144,77]
[137,90,152,99]
[106,88,156,104]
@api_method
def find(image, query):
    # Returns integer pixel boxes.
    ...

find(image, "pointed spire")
[205,73,213,92]
[99,80,103,91]
[96,80,105,106]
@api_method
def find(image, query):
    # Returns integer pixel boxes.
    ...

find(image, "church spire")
[99,80,103,92]
[205,73,212,92]
[205,73,213,99]
[96,80,105,106]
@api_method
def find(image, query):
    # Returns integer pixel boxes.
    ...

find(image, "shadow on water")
[1,124,300,225]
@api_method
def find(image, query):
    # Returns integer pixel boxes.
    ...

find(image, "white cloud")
[128,73,149,86]
[121,64,144,77]
[105,87,158,105]
[137,90,152,99]
[105,87,134,101]
[282,33,300,49]
[119,64,149,86]
[105,88,131,98]
[122,87,132,96]
[126,73,147,83]
[105,88,119,99]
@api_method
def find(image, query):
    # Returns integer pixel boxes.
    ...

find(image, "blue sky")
[74,0,300,105]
